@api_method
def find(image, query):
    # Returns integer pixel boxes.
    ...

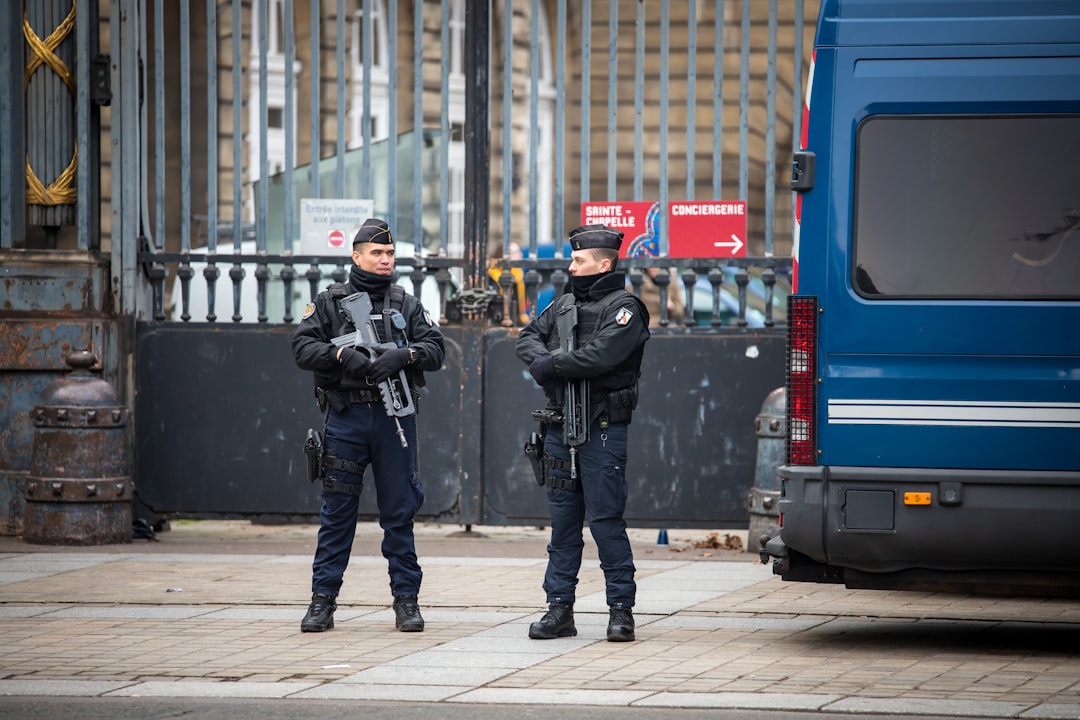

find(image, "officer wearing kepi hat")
[515,223,651,642]
[292,217,445,634]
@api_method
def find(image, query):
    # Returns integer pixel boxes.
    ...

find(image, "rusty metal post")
[747,386,785,553]
[23,350,132,545]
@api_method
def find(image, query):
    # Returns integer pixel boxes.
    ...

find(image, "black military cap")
[352,218,393,246]
[568,224,624,252]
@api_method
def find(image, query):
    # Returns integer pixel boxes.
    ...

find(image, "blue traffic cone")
[657,528,668,545]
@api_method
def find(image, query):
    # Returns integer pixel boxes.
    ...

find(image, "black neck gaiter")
[571,273,604,301]
[348,265,393,301]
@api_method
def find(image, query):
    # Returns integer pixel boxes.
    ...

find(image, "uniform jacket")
[516,271,650,422]
[292,279,445,391]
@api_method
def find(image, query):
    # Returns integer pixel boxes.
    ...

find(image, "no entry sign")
[668,200,748,258]
[299,198,374,255]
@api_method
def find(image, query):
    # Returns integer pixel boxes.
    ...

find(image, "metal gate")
[2,0,811,532]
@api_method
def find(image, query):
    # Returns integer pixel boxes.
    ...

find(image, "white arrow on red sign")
[714,234,744,255]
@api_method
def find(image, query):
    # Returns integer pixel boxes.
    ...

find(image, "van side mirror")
[791,150,816,191]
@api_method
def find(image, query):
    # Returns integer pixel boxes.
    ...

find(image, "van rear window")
[853,115,1080,299]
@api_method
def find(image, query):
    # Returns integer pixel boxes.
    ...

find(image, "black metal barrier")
[135,322,783,528]
[134,323,461,521]
[482,328,786,528]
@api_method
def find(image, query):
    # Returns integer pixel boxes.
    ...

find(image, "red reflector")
[786,296,818,465]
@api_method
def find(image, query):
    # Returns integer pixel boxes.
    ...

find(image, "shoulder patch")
[302,303,316,320]
[615,307,634,326]
[423,310,436,326]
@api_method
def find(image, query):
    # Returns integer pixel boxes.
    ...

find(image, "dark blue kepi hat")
[353,218,393,246]
[568,224,624,251]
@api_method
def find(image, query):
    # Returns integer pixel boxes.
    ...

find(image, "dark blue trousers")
[311,401,423,599]
[541,419,636,607]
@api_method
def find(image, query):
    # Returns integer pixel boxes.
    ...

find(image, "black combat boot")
[607,605,635,642]
[300,593,336,633]
[528,602,577,639]
[393,595,425,632]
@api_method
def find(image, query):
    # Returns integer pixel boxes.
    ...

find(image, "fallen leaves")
[690,532,744,551]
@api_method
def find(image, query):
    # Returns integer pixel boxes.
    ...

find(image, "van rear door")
[819,45,1080,474]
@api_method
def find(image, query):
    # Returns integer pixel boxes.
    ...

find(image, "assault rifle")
[332,291,415,448]
[555,302,588,479]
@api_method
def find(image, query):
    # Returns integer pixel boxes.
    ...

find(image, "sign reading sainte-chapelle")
[580,202,658,258]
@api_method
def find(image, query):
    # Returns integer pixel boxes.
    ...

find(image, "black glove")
[338,347,371,378]
[542,379,564,404]
[369,347,411,383]
[528,355,556,386]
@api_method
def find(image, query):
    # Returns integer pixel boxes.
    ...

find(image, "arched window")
[350,0,390,146]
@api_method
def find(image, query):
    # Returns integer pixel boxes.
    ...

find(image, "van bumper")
[764,464,1080,595]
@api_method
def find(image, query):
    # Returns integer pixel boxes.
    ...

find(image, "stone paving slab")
[635,690,840,711]
[1023,705,1080,720]
[102,680,318,699]
[0,520,1077,719]
[824,697,1034,717]
[450,687,655,705]
[0,680,134,697]
[291,682,472,701]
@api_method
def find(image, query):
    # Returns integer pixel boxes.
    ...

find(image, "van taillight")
[786,296,818,465]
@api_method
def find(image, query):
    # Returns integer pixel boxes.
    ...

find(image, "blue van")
[764,0,1080,595]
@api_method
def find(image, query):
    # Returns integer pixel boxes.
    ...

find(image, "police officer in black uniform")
[515,224,650,642]
[292,218,445,633]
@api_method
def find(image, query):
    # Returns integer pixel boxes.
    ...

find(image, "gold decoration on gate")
[23,1,78,207]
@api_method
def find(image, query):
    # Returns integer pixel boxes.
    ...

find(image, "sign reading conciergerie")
[667,200,748,258]
[299,198,375,256]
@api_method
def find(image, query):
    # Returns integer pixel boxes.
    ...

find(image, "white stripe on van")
[827,399,1080,428]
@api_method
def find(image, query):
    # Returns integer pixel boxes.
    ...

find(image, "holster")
[526,408,563,488]
[315,386,348,413]
[524,429,546,487]
[304,428,324,484]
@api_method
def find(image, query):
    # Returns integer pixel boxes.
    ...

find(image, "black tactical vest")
[315,283,424,389]
[546,290,644,395]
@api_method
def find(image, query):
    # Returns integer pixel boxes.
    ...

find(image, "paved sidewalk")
[0,521,1078,718]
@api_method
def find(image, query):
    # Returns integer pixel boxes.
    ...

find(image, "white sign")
[299,198,375,256]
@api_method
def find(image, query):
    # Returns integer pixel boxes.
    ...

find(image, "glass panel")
[853,115,1080,299]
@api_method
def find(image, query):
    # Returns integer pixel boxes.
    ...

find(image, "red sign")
[668,200,748,258]
[327,229,347,248]
[581,201,659,258]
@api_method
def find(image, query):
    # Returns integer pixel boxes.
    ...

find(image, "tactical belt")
[315,416,368,497]
[325,454,365,475]
[321,453,364,496]
[322,478,362,496]
[344,388,381,404]
[543,456,571,471]
[541,456,577,490]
